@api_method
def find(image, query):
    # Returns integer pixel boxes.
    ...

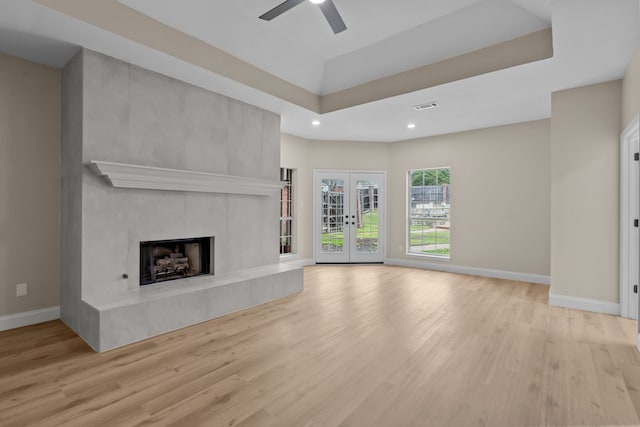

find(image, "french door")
[314,171,385,263]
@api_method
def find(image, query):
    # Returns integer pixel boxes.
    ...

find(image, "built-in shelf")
[88,161,282,196]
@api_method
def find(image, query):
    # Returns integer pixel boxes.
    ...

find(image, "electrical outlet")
[16,283,27,297]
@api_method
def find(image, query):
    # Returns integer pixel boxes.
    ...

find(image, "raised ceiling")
[117,0,550,94]
[0,0,639,141]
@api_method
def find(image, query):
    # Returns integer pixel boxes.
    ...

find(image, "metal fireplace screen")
[140,236,212,285]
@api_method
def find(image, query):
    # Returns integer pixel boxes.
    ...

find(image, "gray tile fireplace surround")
[61,49,303,352]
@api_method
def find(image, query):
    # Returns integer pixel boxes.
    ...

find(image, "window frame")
[406,167,451,260]
[279,167,295,256]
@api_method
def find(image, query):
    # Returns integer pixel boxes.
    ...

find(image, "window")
[280,168,294,255]
[408,167,450,257]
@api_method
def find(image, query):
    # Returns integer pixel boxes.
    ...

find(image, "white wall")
[281,134,311,259]
[282,120,551,279]
[281,136,391,261]
[0,52,60,317]
[388,120,551,277]
[550,80,622,304]
[623,47,640,127]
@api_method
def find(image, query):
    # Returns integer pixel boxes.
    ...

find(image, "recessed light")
[312,120,321,126]
[309,0,325,4]
[408,123,416,129]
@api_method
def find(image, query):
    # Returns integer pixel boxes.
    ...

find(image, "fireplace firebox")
[140,236,213,285]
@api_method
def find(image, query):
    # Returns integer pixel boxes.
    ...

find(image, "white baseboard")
[548,293,620,316]
[384,258,550,285]
[0,306,60,331]
[637,333,640,352]
[280,257,314,268]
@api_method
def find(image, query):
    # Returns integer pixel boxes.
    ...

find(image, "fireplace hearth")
[140,237,213,285]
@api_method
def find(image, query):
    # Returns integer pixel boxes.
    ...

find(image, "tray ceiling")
[0,0,637,141]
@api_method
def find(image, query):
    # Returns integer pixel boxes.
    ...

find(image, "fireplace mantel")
[88,161,282,196]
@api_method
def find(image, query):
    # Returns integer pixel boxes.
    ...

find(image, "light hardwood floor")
[1,265,640,426]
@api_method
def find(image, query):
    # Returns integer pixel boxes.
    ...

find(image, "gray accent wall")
[60,48,86,336]
[61,49,290,350]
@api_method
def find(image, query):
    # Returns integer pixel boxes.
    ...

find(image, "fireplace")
[140,236,213,285]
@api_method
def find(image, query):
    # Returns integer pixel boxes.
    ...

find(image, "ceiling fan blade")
[259,0,305,21]
[319,0,347,34]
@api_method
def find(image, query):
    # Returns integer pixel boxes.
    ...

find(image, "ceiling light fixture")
[309,0,326,4]
[408,123,416,129]
[312,120,321,126]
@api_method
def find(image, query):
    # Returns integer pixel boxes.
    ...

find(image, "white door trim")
[620,113,640,319]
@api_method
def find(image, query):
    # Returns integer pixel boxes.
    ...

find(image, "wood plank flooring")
[1,265,640,426]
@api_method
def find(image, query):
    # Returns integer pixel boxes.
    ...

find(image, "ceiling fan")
[259,0,347,34]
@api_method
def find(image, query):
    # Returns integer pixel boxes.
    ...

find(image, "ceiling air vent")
[412,101,440,111]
